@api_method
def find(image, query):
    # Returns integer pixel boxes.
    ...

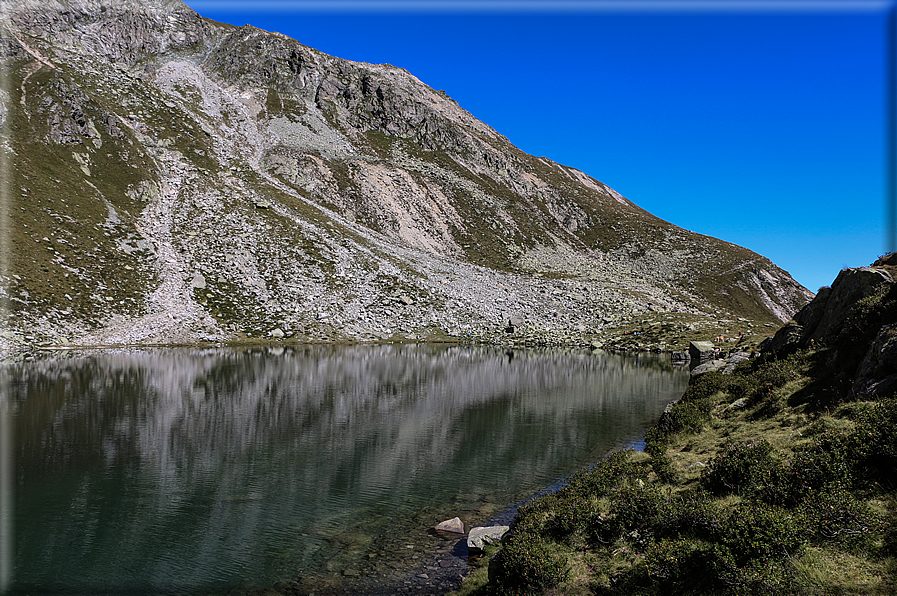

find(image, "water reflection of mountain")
[13,346,686,474]
[9,346,688,593]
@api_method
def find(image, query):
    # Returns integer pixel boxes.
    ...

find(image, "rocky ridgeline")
[0,0,812,350]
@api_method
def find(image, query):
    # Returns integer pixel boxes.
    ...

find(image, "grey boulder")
[467,525,510,553]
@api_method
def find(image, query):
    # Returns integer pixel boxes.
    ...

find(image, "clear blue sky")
[185,0,894,294]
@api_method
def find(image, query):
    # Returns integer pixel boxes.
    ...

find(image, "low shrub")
[647,398,715,444]
[488,532,568,595]
[776,430,853,505]
[649,451,677,484]
[640,538,735,594]
[881,497,897,557]
[700,440,778,497]
[515,450,642,543]
[528,491,601,543]
[645,373,726,447]
[566,448,645,499]
[607,482,665,536]
[645,354,804,452]
[797,486,882,552]
[683,370,727,401]
[749,355,801,399]
[723,501,805,565]
[654,492,724,540]
[850,398,897,488]
[720,558,795,595]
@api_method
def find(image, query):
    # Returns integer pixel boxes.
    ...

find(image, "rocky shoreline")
[2,309,778,364]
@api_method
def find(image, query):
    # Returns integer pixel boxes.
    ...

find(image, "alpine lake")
[2,344,689,595]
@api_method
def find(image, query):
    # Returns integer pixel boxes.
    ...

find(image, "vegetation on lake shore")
[460,259,897,595]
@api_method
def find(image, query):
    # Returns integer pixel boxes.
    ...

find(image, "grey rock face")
[8,0,208,65]
[852,323,897,398]
[758,322,803,354]
[800,267,893,346]
[690,359,725,376]
[720,351,750,374]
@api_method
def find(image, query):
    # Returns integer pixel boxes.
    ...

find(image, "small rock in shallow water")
[434,517,464,534]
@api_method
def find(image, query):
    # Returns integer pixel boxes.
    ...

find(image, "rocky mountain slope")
[0,0,812,349]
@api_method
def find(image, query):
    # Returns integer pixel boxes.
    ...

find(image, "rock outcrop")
[797,268,893,345]
[759,255,897,399]
[762,265,894,354]
[0,0,813,348]
[852,323,897,398]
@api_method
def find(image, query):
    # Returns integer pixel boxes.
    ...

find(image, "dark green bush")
[645,355,805,453]
[606,482,664,538]
[684,371,727,401]
[650,451,677,484]
[654,492,724,540]
[850,398,897,488]
[797,486,882,551]
[524,491,600,543]
[564,448,647,500]
[645,373,726,447]
[515,450,642,543]
[640,538,735,594]
[776,430,853,505]
[488,532,568,595]
[720,558,795,595]
[648,398,714,442]
[750,356,800,399]
[833,400,877,421]
[881,497,897,557]
[605,500,801,594]
[700,440,778,497]
[723,501,805,565]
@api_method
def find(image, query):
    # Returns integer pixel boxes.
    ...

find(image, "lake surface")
[2,345,688,595]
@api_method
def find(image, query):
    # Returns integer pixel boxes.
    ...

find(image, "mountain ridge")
[0,0,812,350]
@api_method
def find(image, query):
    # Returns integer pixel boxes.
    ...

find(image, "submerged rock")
[434,517,465,535]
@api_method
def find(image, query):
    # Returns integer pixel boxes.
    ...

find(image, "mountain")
[0,0,812,349]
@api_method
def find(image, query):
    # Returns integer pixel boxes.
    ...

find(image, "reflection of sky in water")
[8,345,688,594]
